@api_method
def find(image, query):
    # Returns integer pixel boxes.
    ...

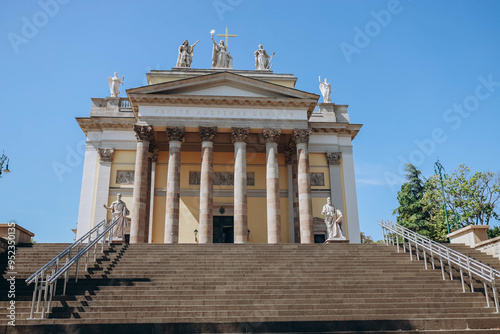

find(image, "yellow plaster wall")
[309,153,327,166]
[152,196,166,243]
[179,196,201,244]
[247,197,289,243]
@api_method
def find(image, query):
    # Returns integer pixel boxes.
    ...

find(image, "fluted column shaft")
[295,129,313,244]
[164,127,184,243]
[199,127,217,244]
[131,125,153,244]
[232,128,250,243]
[264,129,281,244]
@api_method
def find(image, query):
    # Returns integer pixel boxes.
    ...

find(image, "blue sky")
[1,0,499,243]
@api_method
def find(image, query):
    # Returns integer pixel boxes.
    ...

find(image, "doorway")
[213,216,234,243]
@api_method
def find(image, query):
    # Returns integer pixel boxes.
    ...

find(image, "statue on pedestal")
[254,44,274,70]
[108,72,124,97]
[321,197,345,241]
[211,30,233,68]
[176,39,199,68]
[103,193,130,241]
[318,76,332,103]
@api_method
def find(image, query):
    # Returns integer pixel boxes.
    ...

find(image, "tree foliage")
[393,164,431,237]
[395,163,500,242]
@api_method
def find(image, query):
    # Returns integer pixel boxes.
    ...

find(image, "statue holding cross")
[210,28,235,68]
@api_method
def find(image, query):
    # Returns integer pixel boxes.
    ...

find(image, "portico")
[75,68,362,244]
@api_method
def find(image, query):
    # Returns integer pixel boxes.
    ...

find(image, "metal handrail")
[27,218,119,319]
[48,218,120,284]
[25,219,107,285]
[379,220,500,313]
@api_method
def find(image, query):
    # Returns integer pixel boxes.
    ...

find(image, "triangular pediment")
[126,72,319,100]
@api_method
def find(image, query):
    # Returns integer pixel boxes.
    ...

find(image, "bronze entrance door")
[213,216,234,243]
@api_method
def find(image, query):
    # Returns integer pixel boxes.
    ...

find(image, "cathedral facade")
[75,65,362,244]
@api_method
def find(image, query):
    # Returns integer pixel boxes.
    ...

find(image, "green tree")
[422,165,500,229]
[360,232,374,244]
[393,164,431,237]
[421,176,451,242]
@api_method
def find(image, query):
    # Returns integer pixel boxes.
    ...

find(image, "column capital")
[134,124,153,142]
[199,126,217,142]
[166,127,185,142]
[263,128,281,144]
[293,129,311,145]
[326,152,342,165]
[98,148,114,163]
[231,127,250,143]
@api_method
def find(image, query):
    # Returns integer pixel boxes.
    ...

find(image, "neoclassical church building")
[75,40,362,244]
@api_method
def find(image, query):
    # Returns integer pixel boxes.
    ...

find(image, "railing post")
[409,240,413,261]
[402,237,406,253]
[493,280,499,313]
[29,274,38,319]
[430,242,435,270]
[446,248,453,280]
[396,234,400,253]
[440,256,445,280]
[459,257,465,292]
[423,248,428,270]
[41,273,49,319]
[36,270,44,313]
[415,242,420,261]
[484,281,491,308]
[467,257,474,292]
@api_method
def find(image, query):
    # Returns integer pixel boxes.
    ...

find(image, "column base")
[324,239,349,244]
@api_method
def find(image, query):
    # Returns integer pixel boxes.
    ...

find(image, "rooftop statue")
[108,72,124,97]
[211,30,233,68]
[319,76,333,104]
[176,39,199,68]
[254,44,274,70]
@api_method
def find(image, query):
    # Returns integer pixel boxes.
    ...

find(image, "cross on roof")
[217,27,237,50]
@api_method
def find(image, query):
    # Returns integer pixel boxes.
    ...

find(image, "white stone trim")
[92,161,113,229]
[340,146,361,243]
[76,144,98,239]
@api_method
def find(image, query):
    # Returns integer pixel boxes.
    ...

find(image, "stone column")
[285,149,294,243]
[131,125,153,244]
[263,128,281,244]
[148,149,159,243]
[198,127,217,244]
[290,140,300,243]
[164,127,184,243]
[232,127,250,244]
[326,152,345,219]
[92,148,114,228]
[294,129,313,244]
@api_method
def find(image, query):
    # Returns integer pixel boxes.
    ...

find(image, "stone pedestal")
[325,239,349,244]
[0,224,34,245]
[447,225,490,247]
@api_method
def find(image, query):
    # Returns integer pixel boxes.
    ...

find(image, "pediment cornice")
[128,94,318,118]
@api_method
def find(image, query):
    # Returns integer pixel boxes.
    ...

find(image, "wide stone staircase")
[2,242,500,333]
